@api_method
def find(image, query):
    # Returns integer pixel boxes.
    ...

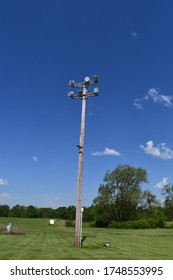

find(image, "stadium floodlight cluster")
[68,75,99,99]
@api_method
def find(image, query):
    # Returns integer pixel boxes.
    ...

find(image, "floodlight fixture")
[69,80,75,87]
[84,76,90,83]
[93,75,99,83]
[68,91,74,98]
[93,87,99,95]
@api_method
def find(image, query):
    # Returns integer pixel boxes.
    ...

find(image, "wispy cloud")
[131,31,137,39]
[148,88,172,107]
[46,198,59,209]
[0,178,8,186]
[91,147,121,156]
[134,99,143,109]
[154,178,169,189]
[32,155,38,162]
[134,88,172,109]
[0,192,12,203]
[140,140,173,160]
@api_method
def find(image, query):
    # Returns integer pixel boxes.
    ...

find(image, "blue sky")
[0,0,173,208]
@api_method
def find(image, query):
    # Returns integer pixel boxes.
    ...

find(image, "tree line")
[0,165,173,227]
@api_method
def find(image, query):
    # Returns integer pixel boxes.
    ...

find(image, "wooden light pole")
[68,75,99,248]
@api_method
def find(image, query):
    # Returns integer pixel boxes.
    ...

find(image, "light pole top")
[68,75,99,99]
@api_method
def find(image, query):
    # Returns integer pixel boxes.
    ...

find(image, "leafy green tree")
[10,204,27,217]
[83,206,95,222]
[140,190,159,209]
[162,184,173,220]
[67,205,76,220]
[26,205,38,218]
[0,204,10,217]
[142,190,158,210]
[138,190,162,218]
[55,207,68,219]
[37,207,55,218]
[93,185,115,226]
[93,164,148,224]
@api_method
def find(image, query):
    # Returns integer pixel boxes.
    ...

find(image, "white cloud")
[0,192,12,203]
[131,32,137,39]
[140,140,173,160]
[148,88,172,107]
[0,178,8,186]
[46,198,59,209]
[154,178,169,189]
[134,88,172,109]
[32,155,38,161]
[158,199,164,207]
[134,98,143,109]
[91,147,121,156]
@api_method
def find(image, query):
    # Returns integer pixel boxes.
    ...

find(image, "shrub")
[156,217,165,228]
[109,218,165,229]
[94,220,109,228]
[109,221,122,229]
[165,221,173,229]
[65,220,75,227]
[90,221,96,227]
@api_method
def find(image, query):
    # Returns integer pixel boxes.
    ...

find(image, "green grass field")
[0,217,173,260]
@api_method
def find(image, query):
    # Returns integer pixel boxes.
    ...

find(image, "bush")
[109,218,165,229]
[165,221,173,229]
[156,217,165,228]
[90,221,96,227]
[109,221,122,229]
[94,220,109,228]
[65,220,75,227]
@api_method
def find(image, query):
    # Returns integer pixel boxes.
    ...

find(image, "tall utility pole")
[68,75,99,248]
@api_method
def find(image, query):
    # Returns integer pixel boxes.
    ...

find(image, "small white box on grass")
[49,219,55,225]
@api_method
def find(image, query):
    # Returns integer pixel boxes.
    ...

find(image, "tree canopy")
[93,164,148,224]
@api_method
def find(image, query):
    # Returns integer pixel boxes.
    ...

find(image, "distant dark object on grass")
[103,242,111,248]
[81,236,87,247]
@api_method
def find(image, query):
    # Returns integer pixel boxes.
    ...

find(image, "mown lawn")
[0,217,173,260]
